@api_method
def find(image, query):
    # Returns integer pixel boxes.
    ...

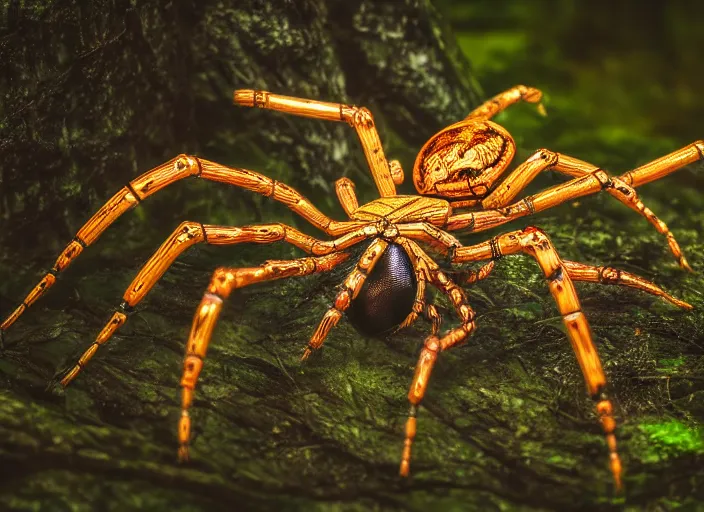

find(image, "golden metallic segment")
[186,294,224,360]
[399,415,416,477]
[425,305,442,335]
[54,240,85,271]
[77,343,99,368]
[0,304,25,332]
[311,224,381,256]
[77,186,141,245]
[234,89,342,121]
[464,261,496,284]
[623,141,703,187]
[563,311,606,397]
[450,226,624,488]
[179,253,350,460]
[233,89,396,198]
[408,336,439,405]
[344,106,396,198]
[96,311,128,343]
[466,85,544,120]
[397,268,427,331]
[24,273,57,307]
[396,223,461,255]
[335,177,359,217]
[463,143,699,269]
[481,148,558,208]
[302,239,388,360]
[562,260,692,309]
[596,399,623,491]
[357,238,388,272]
[129,155,200,198]
[59,310,128,387]
[398,239,478,478]
[60,366,81,388]
[389,159,404,185]
[198,158,353,236]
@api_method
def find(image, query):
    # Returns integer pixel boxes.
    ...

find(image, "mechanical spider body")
[2,85,702,491]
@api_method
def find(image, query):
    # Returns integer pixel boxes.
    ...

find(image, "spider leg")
[397,267,428,332]
[459,260,496,285]
[235,90,398,197]
[624,141,704,187]
[396,223,462,256]
[466,85,545,121]
[563,260,692,310]
[480,146,704,270]
[453,227,623,490]
[301,238,389,360]
[1,155,359,334]
[335,177,359,217]
[58,221,386,386]
[394,238,477,478]
[56,221,363,386]
[446,149,700,270]
[177,252,350,461]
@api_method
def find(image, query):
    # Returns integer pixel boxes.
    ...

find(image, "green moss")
[639,420,704,462]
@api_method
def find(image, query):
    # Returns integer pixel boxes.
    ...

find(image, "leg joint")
[489,236,503,259]
[593,169,613,189]
[520,226,552,251]
[535,148,559,166]
[695,140,704,159]
[598,266,621,284]
[175,154,201,177]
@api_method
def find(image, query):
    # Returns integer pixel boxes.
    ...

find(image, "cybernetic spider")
[2,86,702,490]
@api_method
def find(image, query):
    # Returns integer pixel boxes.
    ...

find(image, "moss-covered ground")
[1,1,702,510]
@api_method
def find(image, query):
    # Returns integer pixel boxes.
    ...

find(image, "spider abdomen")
[347,242,418,337]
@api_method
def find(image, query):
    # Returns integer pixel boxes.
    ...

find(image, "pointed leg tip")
[399,462,410,477]
[537,103,548,117]
[300,348,311,361]
[614,477,624,494]
[177,446,190,463]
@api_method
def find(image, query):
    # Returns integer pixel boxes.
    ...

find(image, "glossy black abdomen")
[347,242,418,337]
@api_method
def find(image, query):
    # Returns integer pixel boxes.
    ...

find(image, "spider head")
[413,120,515,199]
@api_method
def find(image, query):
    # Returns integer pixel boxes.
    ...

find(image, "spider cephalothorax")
[2,85,702,492]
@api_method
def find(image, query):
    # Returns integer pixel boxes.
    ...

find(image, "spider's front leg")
[478,142,704,270]
[453,228,623,490]
[301,237,390,360]
[1,155,358,337]
[178,252,350,461]
[465,85,545,120]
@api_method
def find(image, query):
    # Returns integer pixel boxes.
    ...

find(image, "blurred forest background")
[0,0,703,510]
